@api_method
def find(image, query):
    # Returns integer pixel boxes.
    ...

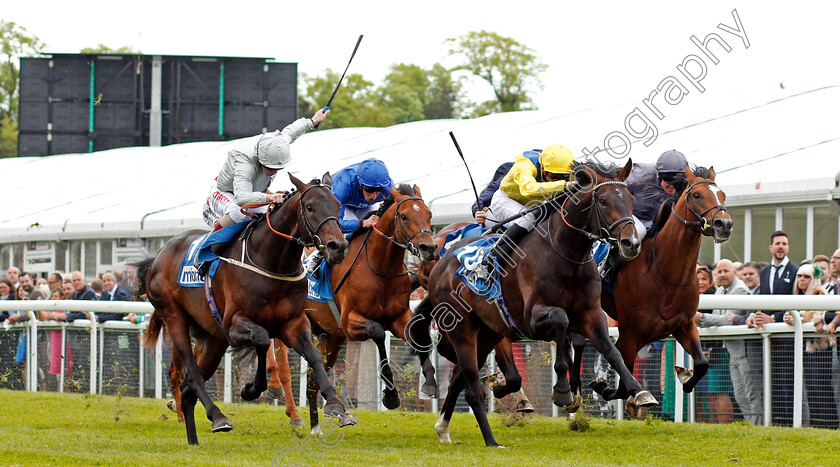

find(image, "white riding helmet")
[255,132,291,169]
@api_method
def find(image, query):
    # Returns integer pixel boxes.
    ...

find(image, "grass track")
[1,389,837,466]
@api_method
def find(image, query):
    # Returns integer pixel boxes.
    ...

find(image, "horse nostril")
[714,218,733,231]
[326,240,342,253]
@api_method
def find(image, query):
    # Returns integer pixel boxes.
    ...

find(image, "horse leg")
[272,339,304,427]
[452,333,500,447]
[266,339,284,400]
[434,363,465,443]
[345,310,399,410]
[491,338,535,413]
[580,315,657,410]
[169,325,230,445]
[565,334,586,413]
[227,316,270,401]
[529,304,574,408]
[168,344,185,423]
[307,333,344,435]
[281,315,354,428]
[673,322,709,393]
[403,297,439,398]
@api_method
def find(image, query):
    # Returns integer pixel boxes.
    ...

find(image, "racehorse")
[304,184,436,434]
[412,159,657,447]
[412,220,535,413]
[139,174,352,445]
[581,165,733,414]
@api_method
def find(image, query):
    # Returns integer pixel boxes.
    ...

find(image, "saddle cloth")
[306,252,334,303]
[451,236,502,300]
[439,223,485,258]
[177,221,250,288]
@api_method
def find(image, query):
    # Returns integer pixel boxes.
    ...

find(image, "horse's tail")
[144,310,165,348]
[130,257,155,297]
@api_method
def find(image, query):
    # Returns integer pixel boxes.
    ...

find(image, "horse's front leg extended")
[346,310,399,410]
[530,304,573,408]
[228,316,270,401]
[401,297,439,398]
[673,321,708,393]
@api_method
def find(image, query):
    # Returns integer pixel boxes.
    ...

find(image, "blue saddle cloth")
[306,257,334,303]
[439,223,486,258]
[177,221,250,288]
[591,240,615,296]
[451,236,503,300]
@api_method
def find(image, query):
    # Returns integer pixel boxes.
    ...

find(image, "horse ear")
[288,172,305,191]
[708,166,716,180]
[617,158,632,182]
[574,165,592,187]
[413,184,422,199]
[322,171,332,187]
[390,186,404,199]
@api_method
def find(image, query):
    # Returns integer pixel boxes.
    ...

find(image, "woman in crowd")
[785,263,838,428]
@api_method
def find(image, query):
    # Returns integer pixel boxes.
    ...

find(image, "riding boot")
[599,245,622,283]
[475,224,529,281]
[306,251,325,279]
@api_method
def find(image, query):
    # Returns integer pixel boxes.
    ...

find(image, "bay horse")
[412,159,656,447]
[304,184,436,435]
[139,174,352,445]
[412,220,535,413]
[582,165,733,414]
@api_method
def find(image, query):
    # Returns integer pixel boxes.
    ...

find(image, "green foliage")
[448,30,547,115]
[0,20,44,157]
[80,44,140,54]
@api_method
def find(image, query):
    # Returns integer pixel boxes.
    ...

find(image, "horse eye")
[400,214,408,221]
[599,198,607,206]
[693,192,701,199]
[306,204,314,212]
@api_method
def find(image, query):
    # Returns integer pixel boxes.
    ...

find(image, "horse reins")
[550,181,635,264]
[652,178,727,287]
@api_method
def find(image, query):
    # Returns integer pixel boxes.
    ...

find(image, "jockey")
[202,109,329,231]
[474,145,575,280]
[306,158,394,277]
[598,149,688,278]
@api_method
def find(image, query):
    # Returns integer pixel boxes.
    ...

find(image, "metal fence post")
[59,325,66,393]
[299,355,308,407]
[674,342,685,423]
[224,348,232,404]
[28,312,38,392]
[138,327,145,398]
[155,329,163,399]
[551,344,558,418]
[431,334,439,414]
[792,311,804,428]
[89,313,98,395]
[763,333,772,426]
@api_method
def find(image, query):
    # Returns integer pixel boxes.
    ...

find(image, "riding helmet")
[656,149,688,175]
[539,144,575,174]
[256,131,291,169]
[356,159,391,188]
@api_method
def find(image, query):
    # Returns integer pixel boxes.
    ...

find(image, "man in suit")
[754,231,798,426]
[98,271,137,393]
[97,272,131,322]
[695,259,763,425]
[741,262,761,295]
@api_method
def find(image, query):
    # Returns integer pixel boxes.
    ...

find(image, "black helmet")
[656,149,688,175]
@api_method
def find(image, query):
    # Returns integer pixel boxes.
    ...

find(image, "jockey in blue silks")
[306,158,394,277]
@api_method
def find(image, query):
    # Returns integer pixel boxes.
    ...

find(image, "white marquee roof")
[2,85,839,244]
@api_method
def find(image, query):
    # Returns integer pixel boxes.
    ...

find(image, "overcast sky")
[5,1,839,119]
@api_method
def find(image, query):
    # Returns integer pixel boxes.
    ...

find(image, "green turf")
[1,389,837,466]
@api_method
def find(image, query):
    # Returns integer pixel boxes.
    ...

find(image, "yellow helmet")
[539,144,574,174]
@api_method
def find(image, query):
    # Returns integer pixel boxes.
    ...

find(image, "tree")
[447,30,547,115]
[300,70,390,129]
[380,63,462,122]
[80,44,139,54]
[0,21,44,157]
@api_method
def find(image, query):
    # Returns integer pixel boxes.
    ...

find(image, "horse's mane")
[691,165,711,179]
[346,183,415,242]
[245,178,326,232]
[574,159,623,179]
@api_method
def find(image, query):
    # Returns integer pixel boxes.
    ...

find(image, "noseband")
[671,179,727,234]
[561,180,636,245]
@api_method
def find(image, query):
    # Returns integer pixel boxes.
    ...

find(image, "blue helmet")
[356,159,391,188]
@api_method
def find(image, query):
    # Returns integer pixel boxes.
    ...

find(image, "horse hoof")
[212,417,233,433]
[421,383,439,399]
[480,372,503,390]
[552,389,574,408]
[240,383,261,401]
[515,398,536,414]
[434,417,451,443]
[589,379,608,395]
[338,412,358,427]
[289,418,305,428]
[310,424,322,436]
[675,366,693,385]
[266,386,284,400]
[167,399,178,413]
[564,391,582,413]
[634,390,658,408]
[382,390,401,410]
[624,396,640,419]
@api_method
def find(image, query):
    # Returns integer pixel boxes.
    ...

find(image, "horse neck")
[548,195,597,261]
[249,198,304,270]
[654,197,703,281]
[366,208,408,274]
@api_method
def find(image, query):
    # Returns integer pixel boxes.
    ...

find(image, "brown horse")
[139,174,352,445]
[412,159,656,447]
[412,220,534,413]
[305,184,436,434]
[583,165,733,413]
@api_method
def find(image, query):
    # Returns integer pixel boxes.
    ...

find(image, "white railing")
[2,296,839,428]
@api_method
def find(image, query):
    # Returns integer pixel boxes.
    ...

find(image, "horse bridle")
[266,183,341,250]
[671,179,727,234]
[561,181,636,245]
[372,197,433,257]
